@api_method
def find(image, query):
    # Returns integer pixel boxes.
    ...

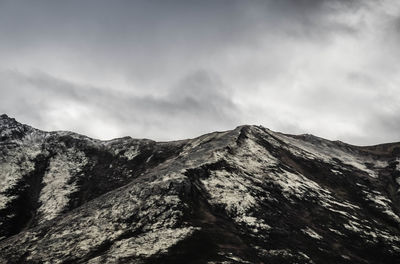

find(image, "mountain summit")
[0,116,399,263]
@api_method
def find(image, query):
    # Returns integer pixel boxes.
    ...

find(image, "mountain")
[0,114,400,264]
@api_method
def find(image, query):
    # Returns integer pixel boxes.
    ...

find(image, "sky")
[0,0,400,145]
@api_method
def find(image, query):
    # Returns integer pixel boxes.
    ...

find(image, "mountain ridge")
[0,114,400,263]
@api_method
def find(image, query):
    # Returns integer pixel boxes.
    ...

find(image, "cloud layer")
[0,0,399,144]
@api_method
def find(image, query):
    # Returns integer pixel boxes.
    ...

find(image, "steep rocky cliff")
[0,114,399,264]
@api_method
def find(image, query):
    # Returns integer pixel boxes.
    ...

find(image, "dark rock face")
[0,114,399,264]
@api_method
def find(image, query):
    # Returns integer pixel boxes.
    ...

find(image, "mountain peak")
[1,118,400,263]
[0,113,14,122]
[0,113,20,124]
[0,113,18,128]
[0,114,34,141]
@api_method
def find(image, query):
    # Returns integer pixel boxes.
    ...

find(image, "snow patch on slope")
[343,219,400,251]
[201,170,256,216]
[199,128,274,231]
[363,190,400,224]
[123,146,140,160]
[38,149,88,222]
[0,144,42,210]
[302,227,322,240]
[274,133,380,178]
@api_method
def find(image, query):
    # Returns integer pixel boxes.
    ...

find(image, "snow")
[270,169,332,200]
[301,227,322,240]
[373,160,388,168]
[222,253,253,263]
[2,121,400,262]
[198,126,365,234]
[319,199,361,221]
[273,132,381,178]
[343,219,400,248]
[0,143,42,210]
[229,134,279,173]
[262,248,314,262]
[330,169,342,175]
[328,228,345,236]
[18,162,194,262]
[201,170,256,215]
[38,149,88,222]
[265,249,295,257]
[343,221,363,233]
[0,122,46,212]
[145,154,153,163]
[396,177,400,185]
[123,146,139,160]
[235,216,271,233]
[328,200,360,210]
[150,172,186,186]
[298,252,312,260]
[187,127,274,231]
[361,190,400,224]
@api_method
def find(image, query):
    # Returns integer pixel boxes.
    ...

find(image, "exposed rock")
[0,115,399,263]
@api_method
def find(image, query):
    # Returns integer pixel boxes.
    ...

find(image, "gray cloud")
[0,0,399,145]
[0,70,238,140]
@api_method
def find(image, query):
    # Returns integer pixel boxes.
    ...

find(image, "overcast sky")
[1,0,399,145]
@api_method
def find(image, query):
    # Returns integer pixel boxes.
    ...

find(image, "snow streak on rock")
[38,149,88,222]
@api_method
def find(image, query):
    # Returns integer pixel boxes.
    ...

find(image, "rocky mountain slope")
[0,114,400,264]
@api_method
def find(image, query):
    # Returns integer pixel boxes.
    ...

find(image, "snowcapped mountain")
[0,114,400,263]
